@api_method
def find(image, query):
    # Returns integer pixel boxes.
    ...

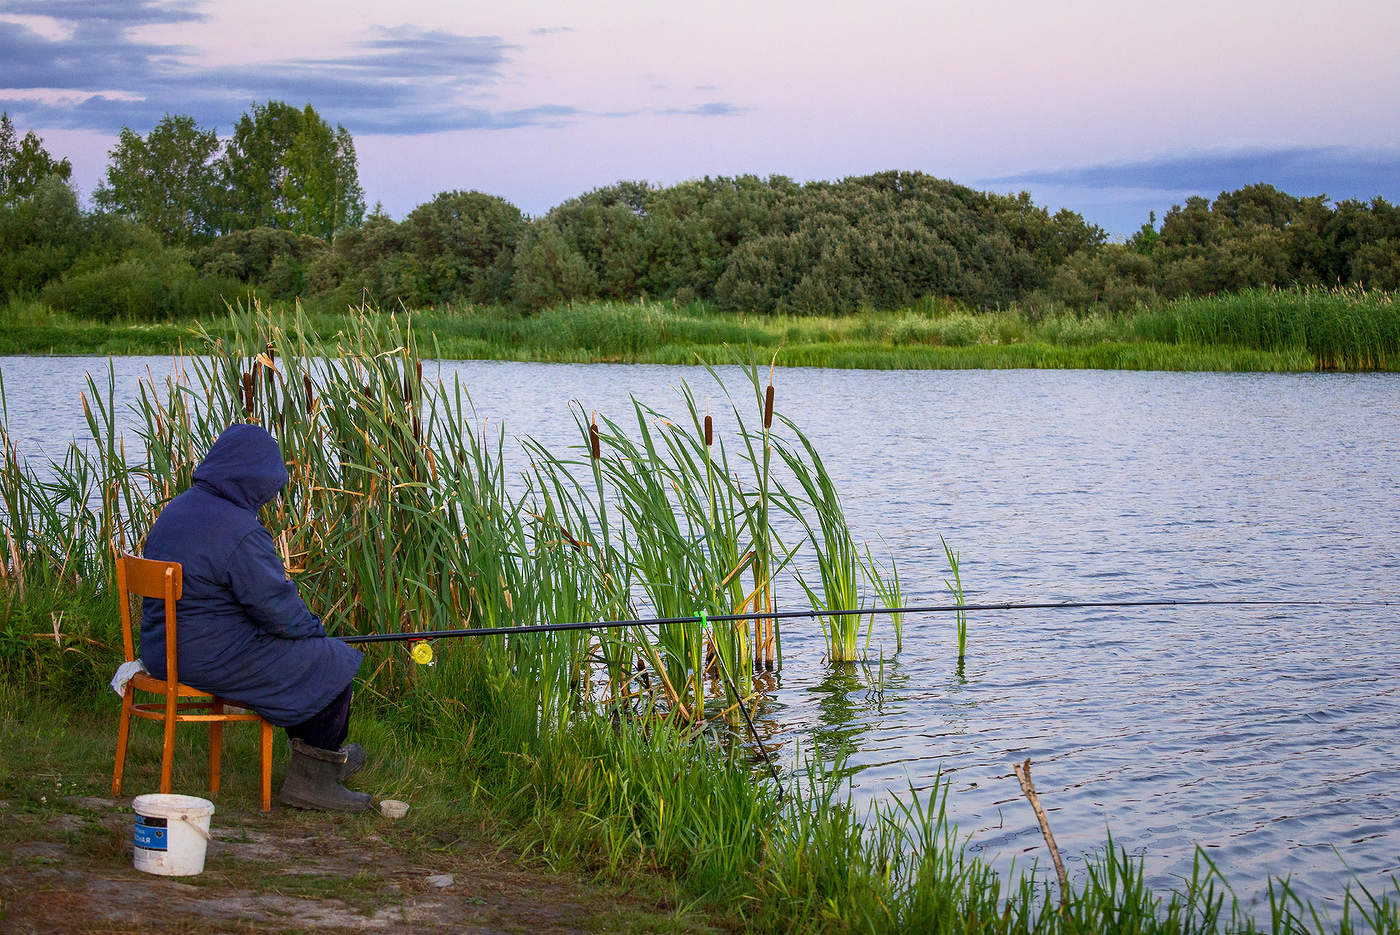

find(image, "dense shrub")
[195,227,328,298]
[305,214,413,309]
[400,190,523,306]
[42,246,244,321]
[512,220,597,311]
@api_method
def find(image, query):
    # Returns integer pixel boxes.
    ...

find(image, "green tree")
[221,102,365,239]
[0,112,73,205]
[512,220,596,311]
[0,174,84,295]
[542,182,654,299]
[307,214,413,308]
[1212,183,1300,229]
[402,190,524,305]
[93,114,223,245]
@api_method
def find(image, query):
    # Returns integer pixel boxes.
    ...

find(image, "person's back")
[141,423,370,811]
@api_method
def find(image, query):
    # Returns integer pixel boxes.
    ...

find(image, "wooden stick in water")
[1013,758,1068,908]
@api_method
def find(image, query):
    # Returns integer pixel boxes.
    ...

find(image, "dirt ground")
[0,795,715,934]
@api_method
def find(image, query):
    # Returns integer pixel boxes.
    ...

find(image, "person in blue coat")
[141,423,372,811]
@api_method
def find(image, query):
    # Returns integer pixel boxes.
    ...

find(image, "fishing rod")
[340,596,1397,646]
[344,594,1394,805]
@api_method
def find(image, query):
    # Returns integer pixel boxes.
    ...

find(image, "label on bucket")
[134,815,168,851]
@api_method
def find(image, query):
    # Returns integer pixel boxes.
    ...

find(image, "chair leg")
[160,698,177,794]
[208,700,224,796]
[259,719,274,813]
[111,688,134,797]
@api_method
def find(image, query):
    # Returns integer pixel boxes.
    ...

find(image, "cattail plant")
[0,301,906,725]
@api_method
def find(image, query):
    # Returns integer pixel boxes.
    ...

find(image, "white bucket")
[132,793,215,877]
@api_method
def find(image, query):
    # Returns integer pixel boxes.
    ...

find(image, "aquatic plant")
[942,535,967,666]
[775,426,868,663]
[1133,286,1400,370]
[0,301,915,728]
[863,543,904,653]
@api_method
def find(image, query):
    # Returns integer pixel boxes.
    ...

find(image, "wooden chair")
[110,553,274,812]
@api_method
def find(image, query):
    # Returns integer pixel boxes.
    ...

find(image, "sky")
[2,0,1398,238]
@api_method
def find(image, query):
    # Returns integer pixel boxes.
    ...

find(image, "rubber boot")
[277,739,373,812]
[339,742,366,781]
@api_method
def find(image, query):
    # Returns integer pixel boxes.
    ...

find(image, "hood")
[192,424,289,511]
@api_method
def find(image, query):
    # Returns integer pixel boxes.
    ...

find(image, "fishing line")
[341,597,1396,645]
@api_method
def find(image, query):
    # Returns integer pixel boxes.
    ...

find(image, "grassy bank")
[5,582,1400,933]
[2,306,1398,932]
[1,677,712,934]
[2,287,1395,371]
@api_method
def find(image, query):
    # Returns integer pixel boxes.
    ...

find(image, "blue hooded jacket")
[140,424,362,726]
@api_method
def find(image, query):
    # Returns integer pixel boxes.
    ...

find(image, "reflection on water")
[810,668,866,763]
[3,355,1399,909]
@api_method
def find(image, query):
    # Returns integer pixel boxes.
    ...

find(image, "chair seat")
[128,673,265,722]
[128,670,248,701]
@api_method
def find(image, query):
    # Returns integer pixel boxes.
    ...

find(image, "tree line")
[2,106,1398,323]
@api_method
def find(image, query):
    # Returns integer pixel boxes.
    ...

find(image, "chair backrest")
[115,553,182,686]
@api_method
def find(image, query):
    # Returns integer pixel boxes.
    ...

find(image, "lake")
[3,355,1398,912]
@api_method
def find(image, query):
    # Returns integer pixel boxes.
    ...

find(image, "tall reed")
[0,302,911,725]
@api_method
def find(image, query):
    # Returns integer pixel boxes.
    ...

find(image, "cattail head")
[242,372,255,416]
[764,384,774,429]
[303,375,314,416]
[704,414,713,447]
[589,417,601,461]
[265,341,275,363]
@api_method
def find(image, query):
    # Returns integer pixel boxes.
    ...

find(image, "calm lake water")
[4,356,1398,913]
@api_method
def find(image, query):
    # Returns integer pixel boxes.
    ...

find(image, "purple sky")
[3,0,1398,237]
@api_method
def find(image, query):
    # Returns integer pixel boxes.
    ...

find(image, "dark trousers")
[285,685,352,751]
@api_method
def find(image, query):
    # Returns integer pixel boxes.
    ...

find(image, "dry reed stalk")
[643,643,693,722]
[720,553,752,588]
[5,528,23,601]
[768,583,776,667]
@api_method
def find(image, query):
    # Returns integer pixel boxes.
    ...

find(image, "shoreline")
[0,325,1361,374]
